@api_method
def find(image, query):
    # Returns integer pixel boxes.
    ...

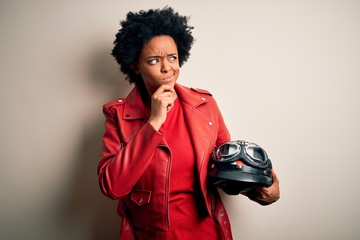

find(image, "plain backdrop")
[1,0,359,239]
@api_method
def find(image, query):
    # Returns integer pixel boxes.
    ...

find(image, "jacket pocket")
[125,188,167,230]
[130,189,151,206]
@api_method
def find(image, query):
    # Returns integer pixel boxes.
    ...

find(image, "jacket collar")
[122,83,206,120]
[122,86,148,120]
[174,84,208,108]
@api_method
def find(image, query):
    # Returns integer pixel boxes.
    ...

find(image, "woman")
[98,7,280,240]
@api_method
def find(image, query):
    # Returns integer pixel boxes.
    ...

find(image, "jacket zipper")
[160,144,172,230]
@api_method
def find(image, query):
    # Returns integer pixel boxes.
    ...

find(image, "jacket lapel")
[175,84,213,177]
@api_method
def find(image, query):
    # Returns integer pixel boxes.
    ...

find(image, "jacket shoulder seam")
[190,87,213,96]
[103,98,126,110]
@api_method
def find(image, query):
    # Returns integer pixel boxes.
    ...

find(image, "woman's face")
[135,35,180,95]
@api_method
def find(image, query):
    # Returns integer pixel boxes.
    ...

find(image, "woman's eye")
[168,56,177,62]
[148,59,159,65]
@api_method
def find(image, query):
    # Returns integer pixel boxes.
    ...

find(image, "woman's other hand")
[251,169,280,205]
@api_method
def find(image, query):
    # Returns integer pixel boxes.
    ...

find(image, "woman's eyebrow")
[147,55,161,59]
[147,53,178,58]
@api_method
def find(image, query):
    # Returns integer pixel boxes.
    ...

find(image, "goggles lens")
[245,146,267,162]
[215,142,240,161]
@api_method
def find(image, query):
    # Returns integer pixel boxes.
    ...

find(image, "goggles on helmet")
[212,140,272,169]
[209,140,273,195]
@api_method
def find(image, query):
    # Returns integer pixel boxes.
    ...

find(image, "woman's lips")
[162,73,175,82]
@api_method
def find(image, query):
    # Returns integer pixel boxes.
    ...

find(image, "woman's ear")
[130,64,139,74]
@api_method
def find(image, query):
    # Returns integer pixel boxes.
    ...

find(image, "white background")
[1,0,359,239]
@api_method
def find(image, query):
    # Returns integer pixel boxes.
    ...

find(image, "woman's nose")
[161,59,171,72]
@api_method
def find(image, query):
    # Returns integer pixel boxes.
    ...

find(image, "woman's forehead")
[141,36,178,56]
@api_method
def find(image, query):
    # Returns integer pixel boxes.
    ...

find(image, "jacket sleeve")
[97,105,163,200]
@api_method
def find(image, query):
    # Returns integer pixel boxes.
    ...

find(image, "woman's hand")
[148,85,177,131]
[251,169,280,205]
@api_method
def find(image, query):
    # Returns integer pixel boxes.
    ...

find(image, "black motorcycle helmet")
[208,140,273,195]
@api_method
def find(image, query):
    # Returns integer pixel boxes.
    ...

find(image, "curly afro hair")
[111,6,194,84]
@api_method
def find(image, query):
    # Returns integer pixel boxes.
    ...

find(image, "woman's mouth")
[162,73,175,82]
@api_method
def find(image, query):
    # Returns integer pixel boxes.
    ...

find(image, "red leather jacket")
[98,84,233,240]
